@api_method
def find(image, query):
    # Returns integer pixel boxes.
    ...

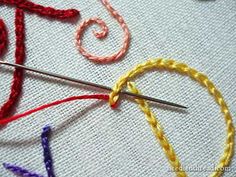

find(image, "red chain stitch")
[0,2,80,120]
[0,9,25,119]
[0,19,8,57]
[0,0,80,19]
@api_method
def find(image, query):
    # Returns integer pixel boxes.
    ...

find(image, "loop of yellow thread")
[110,58,235,177]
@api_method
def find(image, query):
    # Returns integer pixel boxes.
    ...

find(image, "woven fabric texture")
[0,0,235,176]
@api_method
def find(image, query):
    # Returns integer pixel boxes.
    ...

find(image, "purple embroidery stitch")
[41,126,55,177]
[3,163,44,177]
[3,125,55,177]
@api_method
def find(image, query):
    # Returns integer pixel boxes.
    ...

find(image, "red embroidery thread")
[0,0,80,19]
[0,2,80,119]
[0,19,7,57]
[0,9,25,119]
[0,94,109,124]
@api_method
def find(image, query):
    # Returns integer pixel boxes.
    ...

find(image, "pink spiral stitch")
[75,0,130,63]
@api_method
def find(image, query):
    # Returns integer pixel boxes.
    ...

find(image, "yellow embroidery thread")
[109,58,235,177]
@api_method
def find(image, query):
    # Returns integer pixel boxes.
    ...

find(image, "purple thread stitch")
[41,126,55,177]
[3,125,55,177]
[3,163,44,177]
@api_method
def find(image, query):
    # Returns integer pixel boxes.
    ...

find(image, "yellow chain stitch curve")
[109,58,235,177]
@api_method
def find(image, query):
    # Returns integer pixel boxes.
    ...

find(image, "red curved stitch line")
[0,1,79,120]
[0,9,25,119]
[0,94,109,125]
[75,0,130,63]
[0,19,8,57]
[0,0,80,19]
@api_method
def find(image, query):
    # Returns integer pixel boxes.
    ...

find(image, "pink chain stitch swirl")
[75,0,130,63]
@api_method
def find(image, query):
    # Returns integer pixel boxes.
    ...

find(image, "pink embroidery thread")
[75,0,130,63]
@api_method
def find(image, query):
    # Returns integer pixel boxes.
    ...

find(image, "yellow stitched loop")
[109,58,235,177]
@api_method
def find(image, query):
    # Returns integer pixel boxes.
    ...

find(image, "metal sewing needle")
[0,61,187,109]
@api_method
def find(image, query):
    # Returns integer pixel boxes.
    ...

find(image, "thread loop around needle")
[0,60,187,109]
[110,58,234,177]
[0,58,234,177]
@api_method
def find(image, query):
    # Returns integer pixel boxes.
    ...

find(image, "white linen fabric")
[0,0,235,176]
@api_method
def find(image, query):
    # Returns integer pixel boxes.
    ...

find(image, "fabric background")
[0,0,235,176]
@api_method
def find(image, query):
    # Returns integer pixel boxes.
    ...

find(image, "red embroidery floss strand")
[0,1,80,120]
[0,9,25,119]
[0,94,109,125]
[0,19,8,57]
[75,0,130,63]
[0,0,80,20]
